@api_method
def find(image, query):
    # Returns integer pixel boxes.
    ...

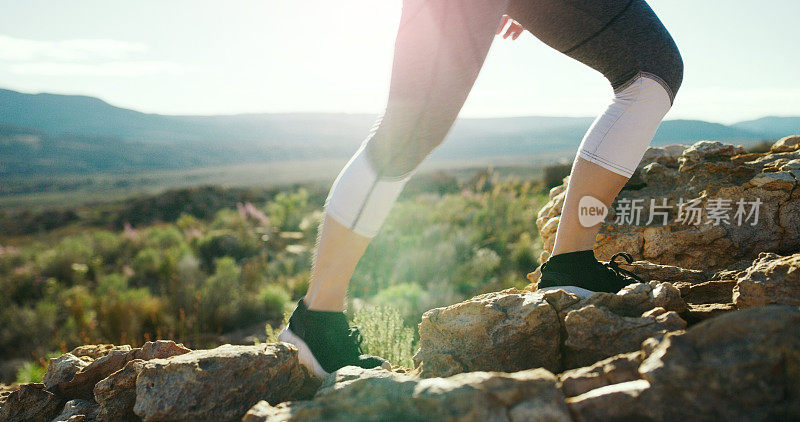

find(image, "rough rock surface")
[56,340,190,399]
[567,305,800,421]
[93,359,146,421]
[536,137,800,271]
[43,353,90,392]
[561,305,684,369]
[134,343,318,422]
[558,351,643,397]
[414,289,563,377]
[416,281,686,377]
[0,383,64,422]
[51,399,99,422]
[242,366,571,422]
[733,251,800,308]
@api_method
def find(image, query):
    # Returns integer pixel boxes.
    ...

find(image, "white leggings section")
[326,74,672,238]
[325,145,412,238]
[577,74,673,178]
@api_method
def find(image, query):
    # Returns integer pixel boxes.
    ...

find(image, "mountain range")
[1,87,797,177]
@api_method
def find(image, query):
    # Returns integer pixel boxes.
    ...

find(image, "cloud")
[0,34,183,76]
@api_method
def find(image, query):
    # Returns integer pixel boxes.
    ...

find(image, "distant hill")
[732,116,800,138]
[0,87,795,177]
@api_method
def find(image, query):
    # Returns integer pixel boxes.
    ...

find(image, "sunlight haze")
[0,0,797,124]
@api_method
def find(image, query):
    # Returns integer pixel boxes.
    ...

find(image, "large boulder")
[566,305,800,421]
[243,366,571,422]
[415,282,687,376]
[413,289,565,377]
[733,252,800,308]
[134,343,318,422]
[536,137,800,271]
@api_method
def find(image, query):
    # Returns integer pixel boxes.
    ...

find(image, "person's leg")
[285,0,511,377]
[506,0,683,295]
[304,0,509,312]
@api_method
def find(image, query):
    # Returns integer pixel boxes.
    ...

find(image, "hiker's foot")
[278,299,390,378]
[537,250,643,298]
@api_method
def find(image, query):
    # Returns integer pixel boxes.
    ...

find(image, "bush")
[352,305,415,368]
[15,361,46,384]
[542,162,572,189]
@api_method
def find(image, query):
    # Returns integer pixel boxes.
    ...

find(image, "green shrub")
[352,305,415,368]
[267,188,310,231]
[15,360,46,384]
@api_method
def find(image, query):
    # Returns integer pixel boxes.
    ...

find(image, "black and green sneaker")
[278,299,390,378]
[537,250,644,298]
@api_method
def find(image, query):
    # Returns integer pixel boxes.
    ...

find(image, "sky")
[0,0,798,124]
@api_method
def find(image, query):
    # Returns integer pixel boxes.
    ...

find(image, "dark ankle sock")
[548,249,596,265]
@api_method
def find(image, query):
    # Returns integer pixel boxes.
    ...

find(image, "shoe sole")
[538,285,596,299]
[278,327,330,379]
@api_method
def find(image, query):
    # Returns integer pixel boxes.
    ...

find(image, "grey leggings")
[325,0,683,237]
[365,0,683,177]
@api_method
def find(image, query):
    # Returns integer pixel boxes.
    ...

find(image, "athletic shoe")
[278,299,390,378]
[537,251,644,298]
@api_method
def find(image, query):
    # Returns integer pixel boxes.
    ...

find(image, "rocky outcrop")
[242,366,571,422]
[134,343,318,422]
[566,305,800,421]
[536,136,800,271]
[733,251,800,308]
[55,341,191,400]
[413,289,563,377]
[415,281,686,377]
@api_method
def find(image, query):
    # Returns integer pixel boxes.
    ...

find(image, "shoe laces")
[599,252,644,283]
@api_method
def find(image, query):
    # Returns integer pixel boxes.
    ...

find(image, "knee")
[364,127,444,179]
[654,40,684,104]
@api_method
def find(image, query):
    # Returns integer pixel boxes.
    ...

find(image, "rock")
[566,379,654,421]
[43,353,89,392]
[565,305,800,421]
[0,383,18,408]
[52,399,98,422]
[562,281,687,316]
[93,359,146,421]
[134,340,191,360]
[134,343,317,422]
[58,348,138,399]
[558,351,643,397]
[683,302,736,324]
[0,383,64,422]
[535,138,800,271]
[414,289,566,377]
[678,279,736,305]
[58,340,190,399]
[733,252,800,308]
[69,344,129,361]
[243,366,571,422]
[561,304,685,369]
[637,305,800,420]
[770,135,800,153]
